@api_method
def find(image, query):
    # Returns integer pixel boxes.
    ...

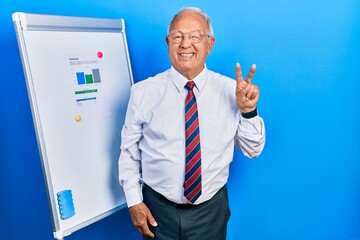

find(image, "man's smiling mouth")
[179,53,194,57]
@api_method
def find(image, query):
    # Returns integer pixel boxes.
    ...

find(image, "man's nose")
[180,34,192,47]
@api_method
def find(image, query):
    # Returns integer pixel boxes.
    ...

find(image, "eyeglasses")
[167,30,211,44]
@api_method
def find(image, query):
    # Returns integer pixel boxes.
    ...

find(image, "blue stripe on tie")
[186,141,200,160]
[189,189,202,202]
[185,114,196,130]
[185,127,199,146]
[185,97,196,112]
[184,175,201,195]
[185,112,198,129]
[185,157,201,178]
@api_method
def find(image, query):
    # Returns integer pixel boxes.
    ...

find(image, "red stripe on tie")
[185,135,200,156]
[185,150,201,173]
[186,181,202,202]
[185,91,194,105]
[184,167,201,189]
[185,102,197,121]
[185,120,198,141]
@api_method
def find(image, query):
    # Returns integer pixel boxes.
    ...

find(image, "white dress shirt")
[118,66,265,207]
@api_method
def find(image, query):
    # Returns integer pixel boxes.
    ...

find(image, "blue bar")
[76,97,96,102]
[76,72,85,85]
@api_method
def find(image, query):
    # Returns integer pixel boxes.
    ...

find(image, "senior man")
[119,7,265,240]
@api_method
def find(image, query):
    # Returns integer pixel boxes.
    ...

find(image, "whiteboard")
[12,12,132,239]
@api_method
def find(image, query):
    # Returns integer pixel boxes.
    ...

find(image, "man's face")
[166,12,215,80]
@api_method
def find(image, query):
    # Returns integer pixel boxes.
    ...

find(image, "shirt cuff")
[124,185,143,208]
[241,108,258,119]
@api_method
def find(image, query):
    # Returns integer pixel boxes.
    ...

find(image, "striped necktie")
[184,81,202,203]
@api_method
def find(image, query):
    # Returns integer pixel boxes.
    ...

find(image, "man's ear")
[165,37,170,54]
[207,37,215,54]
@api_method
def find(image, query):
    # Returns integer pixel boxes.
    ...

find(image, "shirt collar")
[170,66,208,92]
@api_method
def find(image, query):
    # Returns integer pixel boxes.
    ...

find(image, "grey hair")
[167,7,214,37]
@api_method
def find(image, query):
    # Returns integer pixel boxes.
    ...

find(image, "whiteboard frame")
[12,12,133,239]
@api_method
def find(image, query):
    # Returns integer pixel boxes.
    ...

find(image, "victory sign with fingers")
[235,63,260,113]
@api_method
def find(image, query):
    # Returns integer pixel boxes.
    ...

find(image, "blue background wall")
[1,0,359,239]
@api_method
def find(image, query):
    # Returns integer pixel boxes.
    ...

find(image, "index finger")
[142,225,155,238]
[235,63,244,83]
[245,64,256,84]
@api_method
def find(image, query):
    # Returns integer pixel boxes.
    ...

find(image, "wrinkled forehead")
[169,12,208,33]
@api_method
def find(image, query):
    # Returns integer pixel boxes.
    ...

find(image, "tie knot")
[185,81,195,91]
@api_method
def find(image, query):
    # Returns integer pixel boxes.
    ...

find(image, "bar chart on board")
[67,52,111,120]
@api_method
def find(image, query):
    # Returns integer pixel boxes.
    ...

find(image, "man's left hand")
[235,63,260,113]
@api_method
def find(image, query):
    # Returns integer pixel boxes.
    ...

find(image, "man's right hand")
[129,202,158,238]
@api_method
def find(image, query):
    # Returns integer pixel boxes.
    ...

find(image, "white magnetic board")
[12,12,132,239]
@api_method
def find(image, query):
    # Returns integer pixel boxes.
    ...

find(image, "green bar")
[85,74,94,84]
[75,89,98,95]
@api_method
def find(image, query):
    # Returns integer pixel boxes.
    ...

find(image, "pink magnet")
[97,52,103,58]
